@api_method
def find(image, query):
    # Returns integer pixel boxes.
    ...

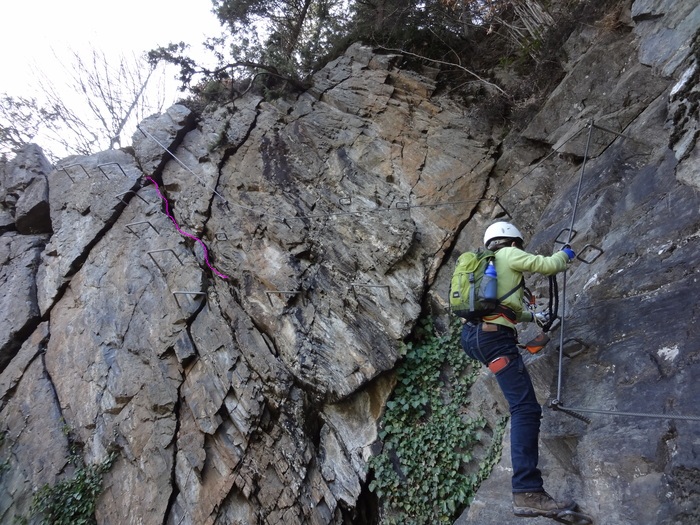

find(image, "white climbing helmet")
[483,221,524,248]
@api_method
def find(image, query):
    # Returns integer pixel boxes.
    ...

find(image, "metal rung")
[60,164,90,182]
[115,190,149,205]
[147,249,183,271]
[576,244,603,264]
[494,198,513,219]
[265,290,300,306]
[554,228,577,245]
[215,232,228,241]
[562,338,588,358]
[98,162,128,179]
[172,291,207,308]
[551,404,700,422]
[126,220,159,236]
[590,122,653,148]
[350,283,391,298]
[395,201,410,210]
[339,197,352,206]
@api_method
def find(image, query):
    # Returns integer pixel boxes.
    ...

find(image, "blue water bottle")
[482,260,498,306]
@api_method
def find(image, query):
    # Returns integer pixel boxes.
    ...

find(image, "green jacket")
[483,247,570,328]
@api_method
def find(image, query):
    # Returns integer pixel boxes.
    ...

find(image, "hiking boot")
[513,491,576,518]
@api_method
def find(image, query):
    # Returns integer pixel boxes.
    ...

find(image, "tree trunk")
[285,0,314,57]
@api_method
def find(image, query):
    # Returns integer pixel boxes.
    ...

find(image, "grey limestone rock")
[0,3,699,523]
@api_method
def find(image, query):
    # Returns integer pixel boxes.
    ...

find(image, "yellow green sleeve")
[517,309,535,323]
[504,248,569,275]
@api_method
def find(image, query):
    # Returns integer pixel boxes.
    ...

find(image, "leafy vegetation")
[149,0,548,100]
[368,317,507,524]
[3,1,628,158]
[26,452,116,525]
[17,423,118,525]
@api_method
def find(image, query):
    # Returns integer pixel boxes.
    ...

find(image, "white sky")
[0,0,223,100]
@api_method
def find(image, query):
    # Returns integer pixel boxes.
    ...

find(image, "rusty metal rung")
[549,400,591,424]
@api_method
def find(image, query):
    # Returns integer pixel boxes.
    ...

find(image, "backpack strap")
[498,276,524,303]
[488,277,525,323]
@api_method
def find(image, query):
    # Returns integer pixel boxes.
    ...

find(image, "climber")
[460,221,578,519]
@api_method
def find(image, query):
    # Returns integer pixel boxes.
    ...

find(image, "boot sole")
[514,508,559,518]
[514,501,579,518]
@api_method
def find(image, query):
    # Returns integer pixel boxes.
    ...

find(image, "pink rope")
[146,177,229,280]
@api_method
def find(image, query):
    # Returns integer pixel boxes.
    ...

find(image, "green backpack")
[449,249,521,320]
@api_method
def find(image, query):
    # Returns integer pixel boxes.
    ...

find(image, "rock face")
[0,1,698,525]
[453,2,700,525]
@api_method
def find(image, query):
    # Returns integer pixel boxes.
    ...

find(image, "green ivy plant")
[369,317,508,524]
[28,452,116,525]
[25,423,117,525]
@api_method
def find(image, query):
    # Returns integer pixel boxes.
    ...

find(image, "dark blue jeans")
[461,322,544,493]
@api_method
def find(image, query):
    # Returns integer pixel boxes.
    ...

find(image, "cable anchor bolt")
[549,399,592,424]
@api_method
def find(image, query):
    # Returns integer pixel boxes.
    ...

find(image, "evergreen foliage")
[150,0,528,98]
[368,318,508,524]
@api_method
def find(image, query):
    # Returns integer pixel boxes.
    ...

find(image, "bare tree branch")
[204,61,309,91]
[24,48,167,158]
[376,45,508,96]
